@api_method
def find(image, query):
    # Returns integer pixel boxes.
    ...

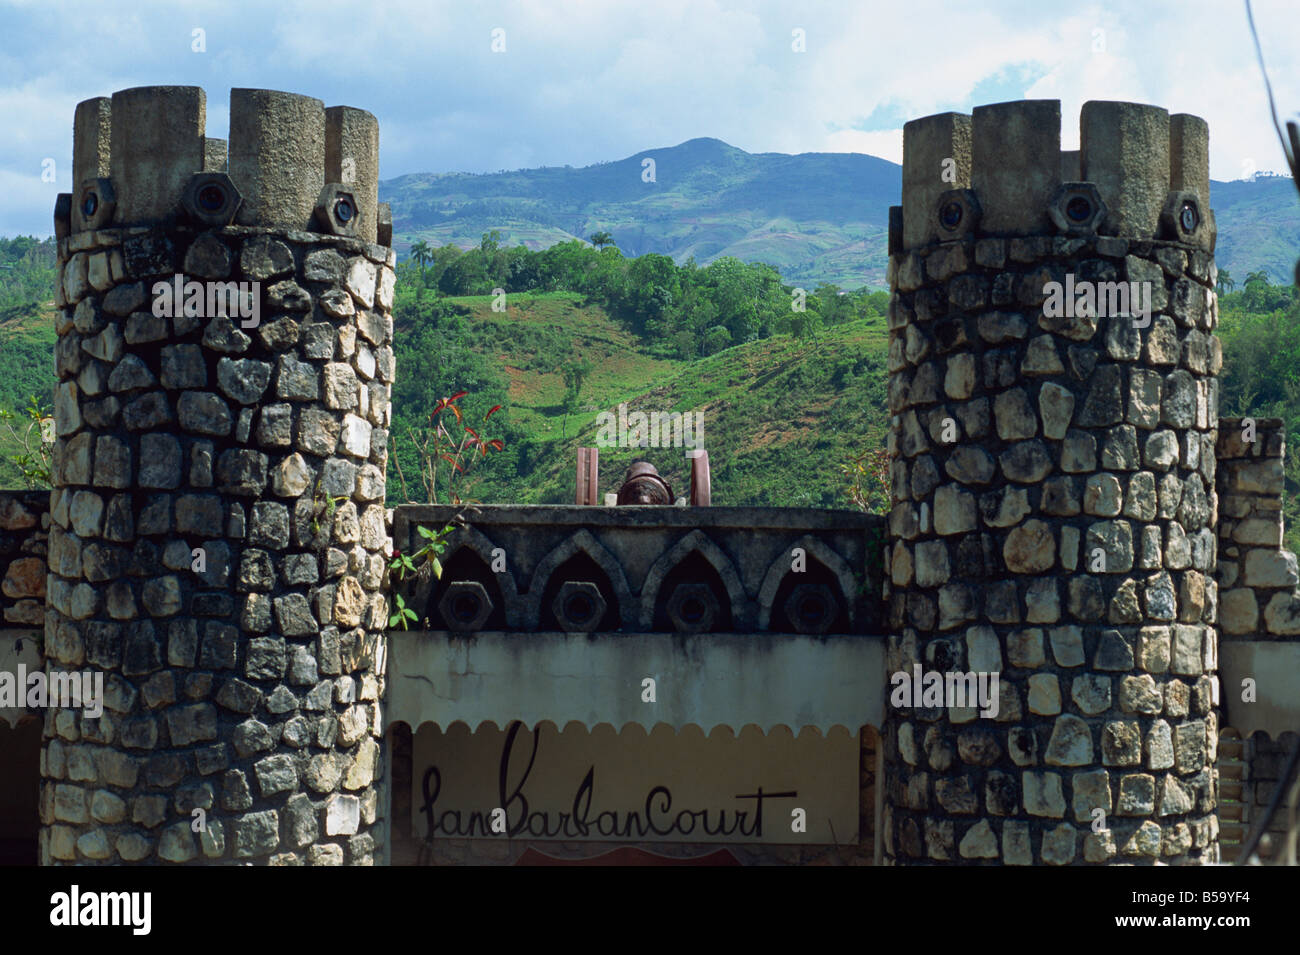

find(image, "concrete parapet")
[73,98,112,189]
[1080,102,1170,239]
[108,87,207,227]
[973,100,1061,237]
[897,100,1212,253]
[204,138,228,173]
[63,88,381,237]
[902,113,971,250]
[229,88,325,230]
[325,107,380,244]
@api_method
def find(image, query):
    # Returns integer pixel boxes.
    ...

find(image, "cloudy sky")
[1,0,1296,237]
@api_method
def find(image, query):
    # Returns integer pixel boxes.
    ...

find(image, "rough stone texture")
[42,181,391,865]
[0,492,51,628]
[1216,419,1300,640]
[884,100,1219,866]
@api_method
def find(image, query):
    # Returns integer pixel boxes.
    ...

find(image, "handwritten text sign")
[413,721,860,844]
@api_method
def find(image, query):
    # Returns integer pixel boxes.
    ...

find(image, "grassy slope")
[0,299,57,488]
[421,291,890,508]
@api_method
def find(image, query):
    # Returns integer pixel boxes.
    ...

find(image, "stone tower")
[41,86,394,864]
[882,100,1221,864]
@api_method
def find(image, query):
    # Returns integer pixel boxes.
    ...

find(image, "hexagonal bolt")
[1160,190,1204,244]
[552,581,607,633]
[181,172,242,228]
[783,582,839,634]
[667,582,720,633]
[75,178,116,231]
[315,183,360,237]
[53,193,72,240]
[933,188,980,242]
[1048,182,1107,235]
[437,580,494,632]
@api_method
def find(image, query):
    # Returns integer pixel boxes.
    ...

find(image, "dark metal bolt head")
[81,193,98,217]
[939,201,963,230]
[563,592,595,622]
[1066,195,1092,222]
[450,592,480,622]
[197,184,226,212]
[335,197,355,222]
[679,596,707,623]
[1180,201,1199,233]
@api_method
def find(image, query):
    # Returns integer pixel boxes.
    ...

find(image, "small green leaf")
[430,556,442,580]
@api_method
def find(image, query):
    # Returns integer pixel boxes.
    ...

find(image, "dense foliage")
[0,228,1297,544]
[1214,269,1300,549]
[403,232,889,359]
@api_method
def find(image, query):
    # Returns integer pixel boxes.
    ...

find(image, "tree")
[438,250,490,296]
[589,231,614,250]
[703,325,732,355]
[410,240,432,273]
[1216,268,1235,295]
[560,357,593,438]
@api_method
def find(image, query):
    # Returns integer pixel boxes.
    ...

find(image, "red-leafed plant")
[393,390,506,506]
[841,445,891,516]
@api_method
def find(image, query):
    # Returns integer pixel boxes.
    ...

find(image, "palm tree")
[1216,269,1235,295]
[1245,269,1270,288]
[589,231,614,251]
[410,240,432,273]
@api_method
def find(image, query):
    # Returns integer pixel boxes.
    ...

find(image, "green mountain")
[382,138,898,289]
[1210,175,1300,285]
[381,140,1300,289]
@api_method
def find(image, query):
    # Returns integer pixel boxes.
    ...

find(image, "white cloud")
[1,0,1297,235]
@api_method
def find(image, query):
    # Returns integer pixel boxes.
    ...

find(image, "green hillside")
[1211,176,1300,285]
[394,290,888,509]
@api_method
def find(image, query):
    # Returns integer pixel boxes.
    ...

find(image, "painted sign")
[413,721,860,844]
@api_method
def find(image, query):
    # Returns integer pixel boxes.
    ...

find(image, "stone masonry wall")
[1216,418,1300,637]
[882,100,1222,864]
[1,491,50,629]
[39,86,395,865]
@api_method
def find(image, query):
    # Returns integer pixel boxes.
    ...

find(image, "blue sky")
[1,0,1296,237]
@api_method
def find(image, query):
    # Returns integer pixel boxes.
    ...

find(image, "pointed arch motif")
[756,535,859,631]
[524,529,636,630]
[639,529,748,630]
[413,524,522,628]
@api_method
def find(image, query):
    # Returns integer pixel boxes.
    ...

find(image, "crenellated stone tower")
[41,86,395,864]
[882,100,1222,864]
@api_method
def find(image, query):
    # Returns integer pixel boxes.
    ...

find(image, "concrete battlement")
[64,87,385,243]
[897,100,1213,252]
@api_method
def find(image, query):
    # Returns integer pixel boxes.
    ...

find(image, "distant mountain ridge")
[380,138,1299,289]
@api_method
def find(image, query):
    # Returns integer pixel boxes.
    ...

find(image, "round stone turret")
[883,100,1221,865]
[41,86,394,865]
